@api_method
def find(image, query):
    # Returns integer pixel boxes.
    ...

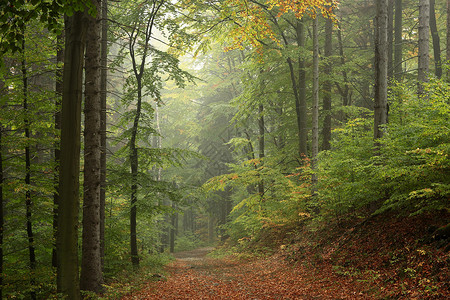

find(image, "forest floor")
[121,210,449,299]
[121,247,372,299]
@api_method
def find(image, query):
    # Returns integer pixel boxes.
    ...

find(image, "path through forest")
[122,247,375,299]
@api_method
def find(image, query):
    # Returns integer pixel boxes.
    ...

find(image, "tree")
[56,9,88,299]
[81,0,103,292]
[312,15,319,187]
[99,0,108,269]
[429,0,441,78]
[418,0,430,95]
[374,0,389,141]
[322,13,332,151]
[21,33,37,300]
[394,0,403,81]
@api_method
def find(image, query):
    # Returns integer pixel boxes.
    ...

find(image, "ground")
[122,210,449,299]
[122,247,374,299]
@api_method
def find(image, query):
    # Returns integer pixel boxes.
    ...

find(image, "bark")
[429,0,442,78]
[322,16,332,151]
[394,0,403,81]
[22,36,36,300]
[418,0,430,95]
[100,0,108,270]
[311,16,319,187]
[56,10,87,299]
[258,103,264,198]
[81,0,103,293]
[388,0,394,79]
[336,24,351,108]
[297,19,308,158]
[447,0,450,79]
[374,0,389,141]
[0,80,4,300]
[52,33,63,270]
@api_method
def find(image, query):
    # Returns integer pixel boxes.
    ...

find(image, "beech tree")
[81,0,103,292]
[374,0,389,141]
[418,0,430,95]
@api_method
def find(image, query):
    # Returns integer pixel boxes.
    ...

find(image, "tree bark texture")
[100,0,108,270]
[81,0,104,293]
[56,11,87,299]
[297,19,308,158]
[429,0,441,78]
[374,0,389,141]
[418,0,430,95]
[52,33,63,270]
[22,38,36,300]
[447,0,450,78]
[387,0,394,79]
[394,0,403,81]
[322,16,332,151]
[311,16,319,187]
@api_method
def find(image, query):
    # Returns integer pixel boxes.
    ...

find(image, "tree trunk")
[374,0,389,141]
[52,33,63,270]
[429,0,442,78]
[322,16,332,151]
[81,0,103,293]
[394,0,403,82]
[297,19,308,158]
[418,0,430,95]
[258,103,264,198]
[56,11,87,299]
[129,79,142,267]
[21,35,37,300]
[388,0,394,79]
[312,16,319,187]
[447,0,450,79]
[0,83,5,300]
[99,0,108,270]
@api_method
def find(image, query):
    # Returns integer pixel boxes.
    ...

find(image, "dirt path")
[122,248,373,299]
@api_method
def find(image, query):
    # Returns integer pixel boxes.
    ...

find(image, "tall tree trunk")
[99,0,108,270]
[447,0,450,79]
[388,0,394,79]
[81,0,103,293]
[52,33,63,270]
[22,36,36,300]
[311,16,319,187]
[0,83,5,300]
[297,19,308,158]
[418,0,430,95]
[429,0,442,78]
[56,10,87,299]
[394,0,403,82]
[374,0,389,141]
[129,81,141,266]
[258,103,264,198]
[336,24,351,109]
[322,16,332,151]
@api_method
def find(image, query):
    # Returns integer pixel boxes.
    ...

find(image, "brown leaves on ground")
[122,248,372,299]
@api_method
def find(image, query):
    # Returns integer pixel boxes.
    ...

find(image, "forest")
[0,0,449,299]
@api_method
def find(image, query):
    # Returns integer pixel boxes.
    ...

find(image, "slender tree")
[322,14,332,151]
[374,0,389,141]
[21,35,36,300]
[52,33,63,270]
[429,0,441,78]
[312,15,319,187]
[99,0,108,269]
[418,0,430,95]
[81,0,103,292]
[394,0,403,82]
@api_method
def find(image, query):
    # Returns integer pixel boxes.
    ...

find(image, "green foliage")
[317,78,450,218]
